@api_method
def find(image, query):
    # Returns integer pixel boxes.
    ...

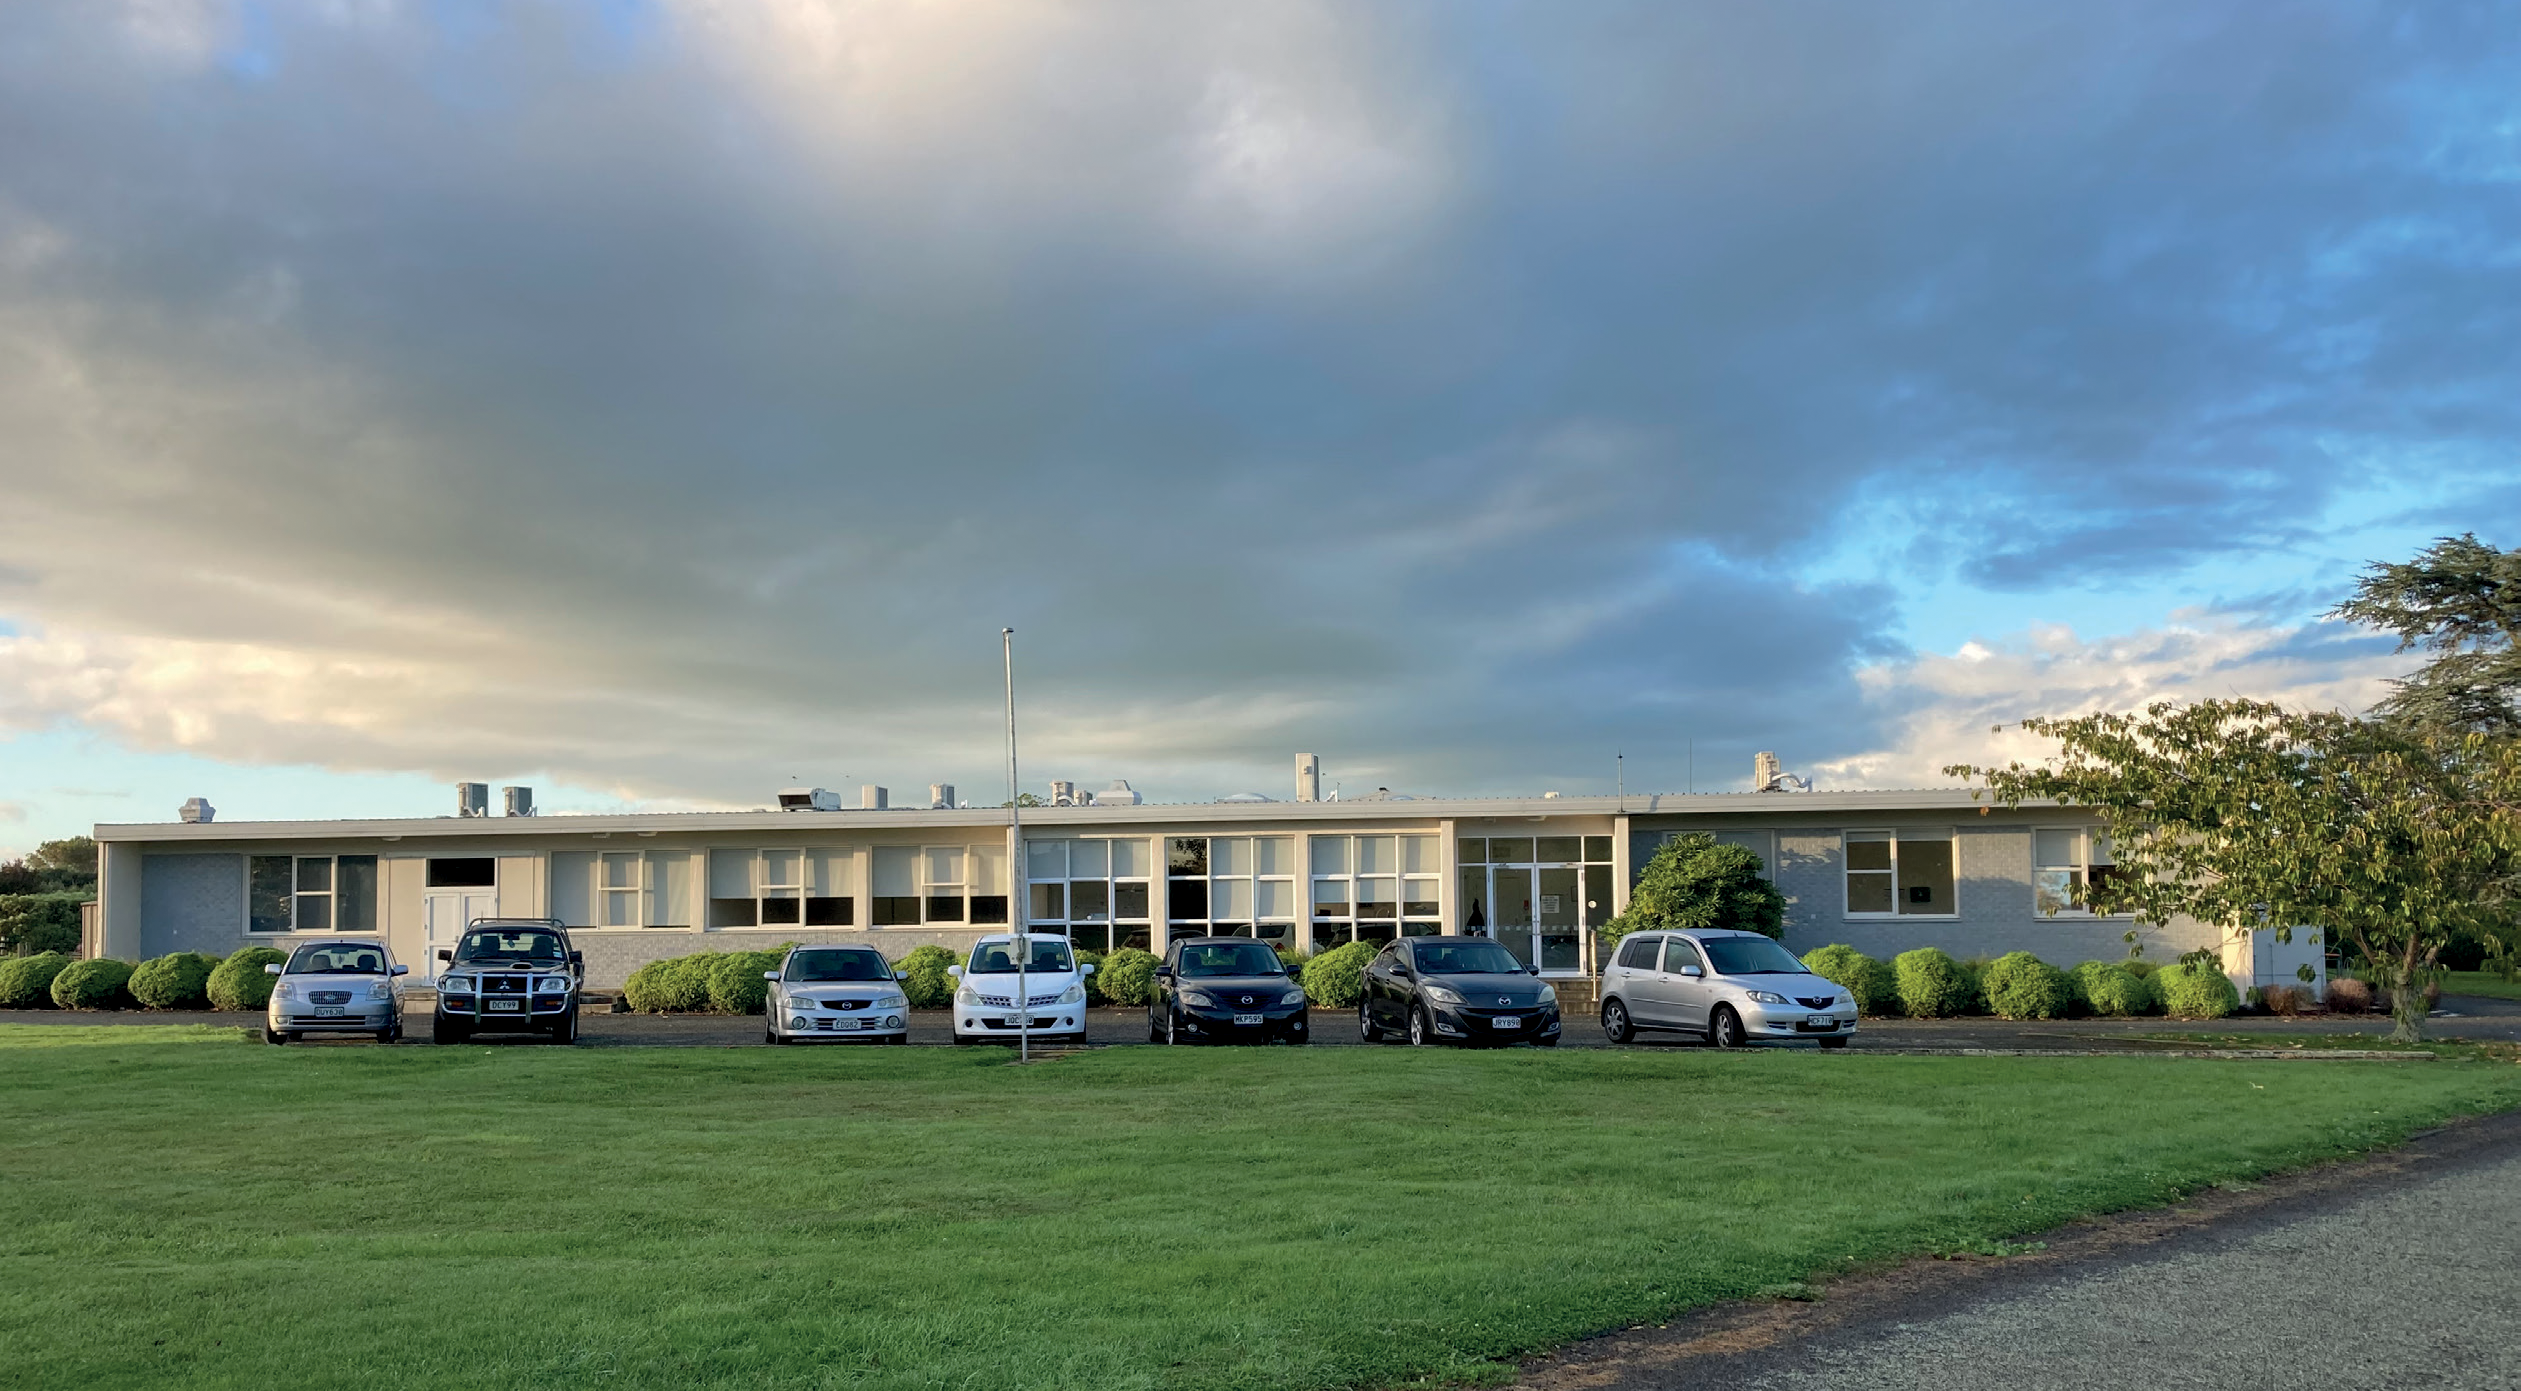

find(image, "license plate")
[1492,1016,1522,1029]
[315,1006,343,1018]
[836,1017,859,1030]
[1801,1020,1836,1031]
[487,999,521,1012]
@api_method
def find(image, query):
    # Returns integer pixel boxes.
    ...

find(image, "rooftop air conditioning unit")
[1049,779,1078,807]
[860,785,888,810]
[779,787,844,812]
[1092,779,1142,806]
[929,783,956,810]
[502,786,535,817]
[456,782,490,818]
[179,797,215,824]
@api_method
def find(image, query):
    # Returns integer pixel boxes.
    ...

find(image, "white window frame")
[2033,826,2123,918]
[1019,838,1154,951]
[1841,830,1960,920]
[702,848,855,930]
[1307,833,1442,951]
[245,853,379,934]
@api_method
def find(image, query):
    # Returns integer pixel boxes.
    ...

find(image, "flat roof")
[93,787,2035,843]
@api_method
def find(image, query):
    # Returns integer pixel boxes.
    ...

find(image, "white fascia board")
[92,787,2045,846]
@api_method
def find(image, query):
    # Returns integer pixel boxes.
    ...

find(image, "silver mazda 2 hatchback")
[1597,929,1855,1048]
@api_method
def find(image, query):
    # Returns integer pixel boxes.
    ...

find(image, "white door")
[423,892,495,981]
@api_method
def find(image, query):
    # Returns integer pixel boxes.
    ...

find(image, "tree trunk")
[2384,938,2430,1044]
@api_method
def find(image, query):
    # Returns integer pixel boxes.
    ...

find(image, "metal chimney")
[1754,751,1782,791]
[929,783,956,810]
[178,797,215,824]
[1049,779,1077,807]
[1295,754,1320,803]
[456,782,490,818]
[502,786,535,817]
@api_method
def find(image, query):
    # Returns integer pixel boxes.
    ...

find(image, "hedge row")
[620,947,792,1015]
[0,947,285,1011]
[1797,944,2240,1020]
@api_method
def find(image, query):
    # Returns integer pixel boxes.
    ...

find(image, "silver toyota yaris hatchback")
[264,939,409,1044]
[1596,928,1856,1048]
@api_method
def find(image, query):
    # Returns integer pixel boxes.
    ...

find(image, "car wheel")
[1818,1036,1850,1050]
[1147,1005,1164,1044]
[1165,1009,1181,1045]
[374,1027,394,1045]
[1710,1005,1746,1050]
[887,1032,908,1046]
[1407,1006,1430,1047]
[1600,999,1635,1045]
[431,1013,467,1046]
[263,1026,287,1045]
[1535,1034,1560,1048]
[1358,998,1381,1043]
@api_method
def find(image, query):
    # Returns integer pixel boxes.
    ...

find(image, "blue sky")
[1,0,2514,855]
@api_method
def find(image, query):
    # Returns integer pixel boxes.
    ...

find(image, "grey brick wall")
[141,854,244,959]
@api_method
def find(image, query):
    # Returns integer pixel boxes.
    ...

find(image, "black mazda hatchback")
[1359,936,1561,1046]
[1150,937,1311,1044]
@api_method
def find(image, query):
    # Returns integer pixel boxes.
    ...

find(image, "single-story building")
[89,765,2323,1001]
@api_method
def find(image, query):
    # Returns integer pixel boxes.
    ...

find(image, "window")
[1310,834,1440,949]
[1016,838,1154,952]
[1456,835,1612,972]
[1155,836,1298,947]
[246,854,377,933]
[1844,831,1958,917]
[874,846,919,926]
[1615,935,1659,970]
[969,843,1009,926]
[1661,937,1702,974]
[698,848,854,930]
[425,857,496,888]
[2034,828,2120,917]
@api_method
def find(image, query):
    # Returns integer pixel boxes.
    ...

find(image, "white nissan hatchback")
[949,935,1094,1045]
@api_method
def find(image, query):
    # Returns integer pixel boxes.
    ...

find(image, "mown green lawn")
[2441,970,2521,1002]
[7,1026,2518,1391]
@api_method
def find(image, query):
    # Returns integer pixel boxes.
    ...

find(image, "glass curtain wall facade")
[1161,835,1299,948]
[1023,838,1154,952]
[1309,834,1441,949]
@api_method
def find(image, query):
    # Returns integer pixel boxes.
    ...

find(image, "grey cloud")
[0,0,2512,805]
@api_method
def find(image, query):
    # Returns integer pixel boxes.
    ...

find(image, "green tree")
[1951,700,2521,1041]
[0,837,97,897]
[0,895,84,956]
[2330,534,2521,738]
[1601,833,1785,946]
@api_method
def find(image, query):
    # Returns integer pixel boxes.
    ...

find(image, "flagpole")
[1004,628,1026,1064]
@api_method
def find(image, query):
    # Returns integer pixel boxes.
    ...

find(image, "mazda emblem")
[1497,996,1512,1006]
[1238,995,1252,1006]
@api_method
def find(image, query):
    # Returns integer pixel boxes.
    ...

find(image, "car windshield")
[286,944,386,975]
[455,929,566,964]
[968,940,1075,974]
[1177,942,1286,977]
[1701,936,1811,976]
[1412,940,1526,974]
[786,948,890,983]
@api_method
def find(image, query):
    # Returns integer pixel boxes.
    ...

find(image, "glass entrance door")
[1492,868,1535,967]
[1537,867,1582,971]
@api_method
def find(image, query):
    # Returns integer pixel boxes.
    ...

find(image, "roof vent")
[1049,779,1079,806]
[1295,754,1320,803]
[456,782,489,818]
[860,785,888,810]
[1754,751,1812,793]
[1092,779,1142,807]
[179,797,215,824]
[929,783,956,810]
[502,786,535,817]
[779,787,844,812]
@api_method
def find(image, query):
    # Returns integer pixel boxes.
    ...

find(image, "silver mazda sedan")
[264,939,408,1044]
[1597,929,1856,1048]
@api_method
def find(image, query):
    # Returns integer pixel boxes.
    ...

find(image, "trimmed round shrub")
[51,956,135,1010]
[1299,940,1378,1009]
[206,946,287,1011]
[707,948,789,1015]
[1075,949,1106,1005]
[893,944,961,1009]
[2123,959,2159,979]
[2073,960,2159,1017]
[1801,945,1898,1015]
[129,952,222,1010]
[1095,947,1161,1007]
[2157,961,2240,1020]
[1981,952,2072,1020]
[1892,947,1974,1018]
[0,950,73,1009]
[620,958,675,1013]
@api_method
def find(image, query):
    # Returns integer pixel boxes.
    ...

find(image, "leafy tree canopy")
[1950,700,2521,1041]
[1603,833,1785,944]
[2329,533,2521,738]
[0,838,96,897]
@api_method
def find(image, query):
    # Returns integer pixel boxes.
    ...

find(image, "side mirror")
[1153,965,1173,980]
[1288,965,1303,978]
[1680,964,1705,979]
[762,970,780,981]
[436,950,452,963]
[569,951,584,966]
[946,965,963,978]
[263,963,282,976]
[1080,963,1096,976]
[390,965,410,977]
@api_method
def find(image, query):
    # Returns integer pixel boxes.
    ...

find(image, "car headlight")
[366,981,392,1002]
[956,986,979,1006]
[1180,990,1216,1008]
[441,975,470,992]
[1420,985,1464,1005]
[1282,988,1308,1006]
[874,993,907,1011]
[273,981,294,1001]
[1058,984,1085,1005]
[1538,982,1558,1004]
[536,976,570,992]
[1746,990,1789,1005]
